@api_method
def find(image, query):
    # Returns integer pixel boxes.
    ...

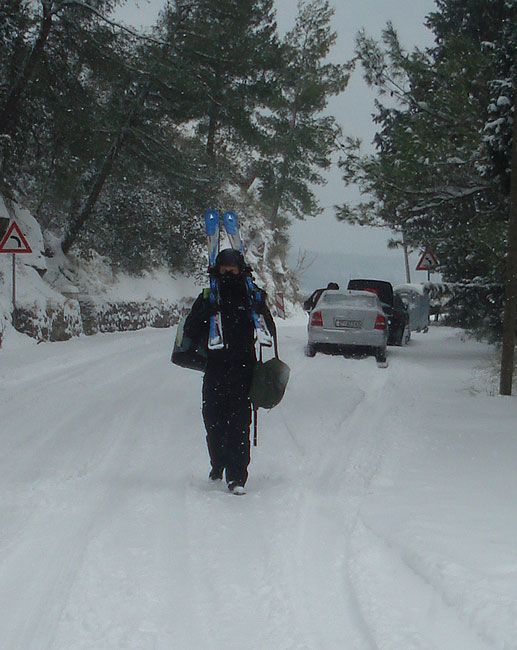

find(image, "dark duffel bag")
[171,315,207,372]
[249,334,290,409]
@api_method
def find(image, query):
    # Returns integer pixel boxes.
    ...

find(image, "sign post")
[416,250,439,281]
[275,291,286,319]
[0,220,32,309]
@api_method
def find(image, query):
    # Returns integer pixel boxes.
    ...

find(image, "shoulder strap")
[273,329,279,358]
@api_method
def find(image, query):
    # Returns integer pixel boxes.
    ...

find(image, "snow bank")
[0,196,200,346]
[0,196,82,345]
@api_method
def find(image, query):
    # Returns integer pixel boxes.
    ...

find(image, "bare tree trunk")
[270,155,289,224]
[499,89,517,395]
[61,81,152,255]
[270,99,299,224]
[60,5,191,255]
[402,230,411,283]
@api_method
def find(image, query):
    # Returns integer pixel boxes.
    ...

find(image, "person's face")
[219,264,240,275]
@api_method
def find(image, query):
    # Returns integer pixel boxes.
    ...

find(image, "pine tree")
[338,2,515,355]
[0,0,128,198]
[158,0,280,161]
[0,0,34,191]
[256,0,350,227]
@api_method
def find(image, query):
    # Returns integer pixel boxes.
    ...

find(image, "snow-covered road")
[1,321,516,650]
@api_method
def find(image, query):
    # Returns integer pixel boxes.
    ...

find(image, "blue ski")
[205,210,224,350]
[222,211,273,347]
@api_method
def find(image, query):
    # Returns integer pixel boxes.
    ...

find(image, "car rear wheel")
[375,347,387,363]
[305,344,316,357]
[403,324,411,345]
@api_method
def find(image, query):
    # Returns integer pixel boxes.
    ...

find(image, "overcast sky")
[116,0,439,290]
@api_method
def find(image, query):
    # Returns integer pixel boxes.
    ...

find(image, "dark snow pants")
[202,365,253,486]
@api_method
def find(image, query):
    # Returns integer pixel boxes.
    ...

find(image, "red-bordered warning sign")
[0,220,32,253]
[416,250,438,271]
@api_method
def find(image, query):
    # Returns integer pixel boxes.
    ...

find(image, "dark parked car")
[347,279,410,346]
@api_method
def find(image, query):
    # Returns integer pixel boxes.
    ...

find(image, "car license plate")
[335,318,362,329]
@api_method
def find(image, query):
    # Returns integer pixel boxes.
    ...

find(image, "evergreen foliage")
[0,0,346,284]
[255,0,350,228]
[338,0,516,340]
[158,0,280,159]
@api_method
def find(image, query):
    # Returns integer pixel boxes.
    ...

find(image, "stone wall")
[96,300,181,334]
[10,297,182,342]
[12,301,83,342]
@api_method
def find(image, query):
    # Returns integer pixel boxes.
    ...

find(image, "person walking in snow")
[183,248,276,495]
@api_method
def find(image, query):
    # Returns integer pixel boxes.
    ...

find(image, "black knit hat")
[215,248,245,272]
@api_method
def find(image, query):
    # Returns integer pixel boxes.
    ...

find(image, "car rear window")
[347,280,393,305]
[320,293,376,307]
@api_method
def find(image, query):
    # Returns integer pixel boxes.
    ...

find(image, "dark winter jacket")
[183,275,276,374]
[303,283,340,312]
[303,288,324,312]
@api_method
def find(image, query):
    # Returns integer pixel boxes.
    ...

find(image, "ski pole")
[253,407,258,446]
[253,344,263,447]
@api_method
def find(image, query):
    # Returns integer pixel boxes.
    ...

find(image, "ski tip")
[222,211,238,233]
[204,209,220,224]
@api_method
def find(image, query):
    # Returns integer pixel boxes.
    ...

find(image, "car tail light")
[374,314,386,330]
[311,311,323,327]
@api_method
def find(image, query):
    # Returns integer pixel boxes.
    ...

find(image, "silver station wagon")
[306,290,388,365]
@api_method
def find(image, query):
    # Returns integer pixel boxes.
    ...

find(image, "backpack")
[171,314,207,372]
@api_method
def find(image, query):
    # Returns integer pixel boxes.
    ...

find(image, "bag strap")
[254,328,278,447]
[259,328,279,359]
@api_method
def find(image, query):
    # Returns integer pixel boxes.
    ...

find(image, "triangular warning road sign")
[0,221,32,253]
[416,250,438,271]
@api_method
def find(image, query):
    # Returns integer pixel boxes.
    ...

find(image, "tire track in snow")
[167,332,379,650]
[251,332,393,650]
[345,336,495,650]
[0,357,172,649]
[348,519,492,650]
[0,329,199,649]
[280,356,393,650]
[47,341,205,649]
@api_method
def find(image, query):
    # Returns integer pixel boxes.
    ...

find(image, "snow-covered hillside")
[1,320,516,650]
[1,195,296,346]
[0,195,200,343]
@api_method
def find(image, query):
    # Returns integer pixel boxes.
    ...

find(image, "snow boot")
[209,468,223,481]
[228,481,246,495]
